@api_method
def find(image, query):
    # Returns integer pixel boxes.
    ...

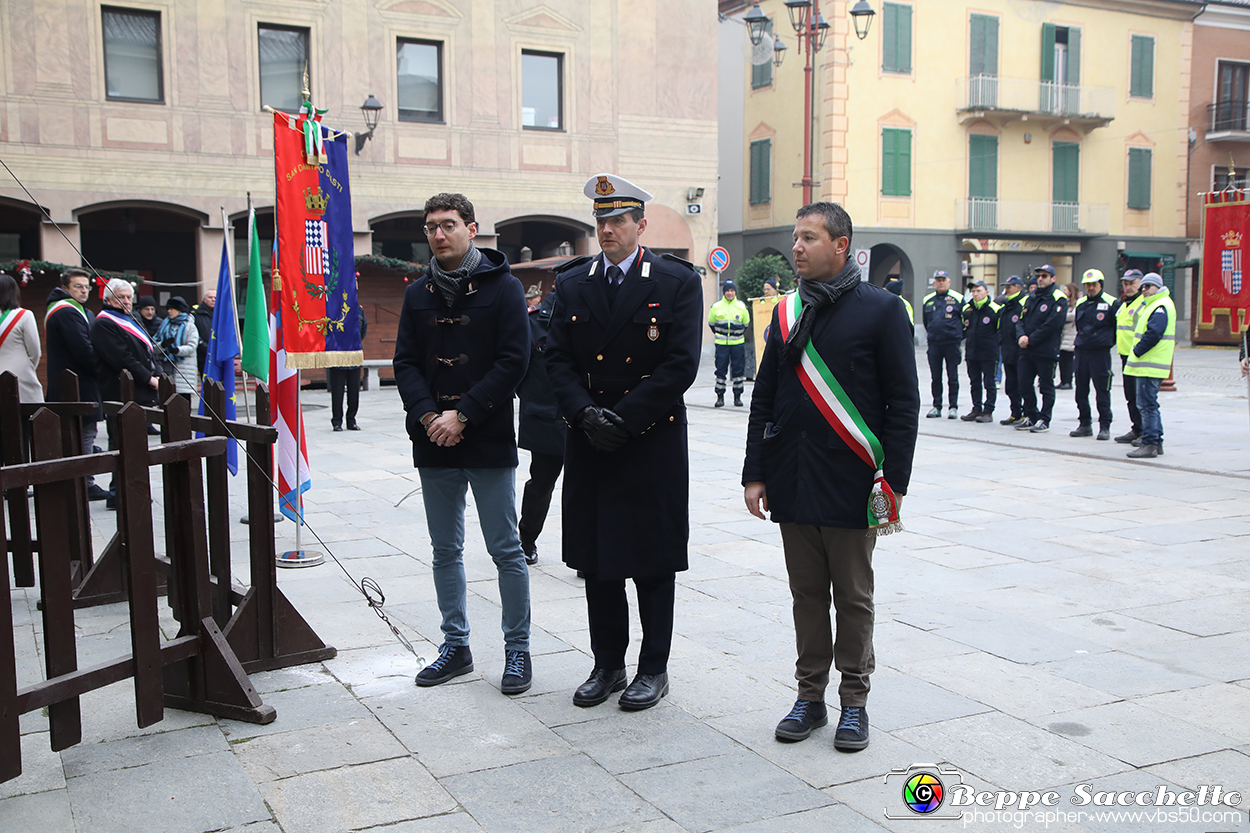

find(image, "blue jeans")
[1135,376,1163,445]
[419,467,531,652]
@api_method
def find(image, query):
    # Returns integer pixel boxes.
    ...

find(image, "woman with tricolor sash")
[0,273,43,406]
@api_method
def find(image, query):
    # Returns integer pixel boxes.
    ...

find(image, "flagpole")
[240,194,254,422]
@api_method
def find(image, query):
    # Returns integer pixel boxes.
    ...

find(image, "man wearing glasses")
[393,193,533,696]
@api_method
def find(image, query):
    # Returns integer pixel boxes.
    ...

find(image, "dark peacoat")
[545,247,702,580]
[392,247,529,469]
[743,280,920,529]
[517,291,566,458]
[90,308,159,407]
[44,287,101,416]
[1014,285,1069,360]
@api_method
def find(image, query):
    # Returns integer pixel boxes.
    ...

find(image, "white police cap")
[584,174,652,218]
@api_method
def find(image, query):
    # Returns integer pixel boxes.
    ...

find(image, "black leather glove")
[161,337,177,353]
[579,406,629,453]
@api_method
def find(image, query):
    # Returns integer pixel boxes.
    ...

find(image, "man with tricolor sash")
[743,203,918,752]
[45,268,107,500]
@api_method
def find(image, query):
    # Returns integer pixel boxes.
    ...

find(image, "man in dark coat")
[516,285,565,567]
[1070,268,1120,440]
[994,275,1026,424]
[392,192,532,696]
[959,280,1000,423]
[743,202,918,752]
[45,268,107,500]
[1014,264,1068,433]
[91,278,161,507]
[545,174,701,711]
[193,289,215,374]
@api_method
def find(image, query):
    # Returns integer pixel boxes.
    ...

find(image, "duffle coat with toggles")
[545,247,702,580]
[392,247,530,469]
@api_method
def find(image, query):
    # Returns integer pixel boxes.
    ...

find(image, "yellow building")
[720,0,1196,316]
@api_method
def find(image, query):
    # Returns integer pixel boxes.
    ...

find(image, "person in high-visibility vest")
[886,279,913,338]
[708,279,750,407]
[1113,269,1147,443]
[1123,272,1175,459]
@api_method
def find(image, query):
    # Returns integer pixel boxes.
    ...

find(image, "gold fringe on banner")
[283,350,364,370]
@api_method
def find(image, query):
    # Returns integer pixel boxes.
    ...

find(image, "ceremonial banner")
[1196,189,1250,345]
[272,111,362,368]
[270,238,311,522]
[200,225,240,474]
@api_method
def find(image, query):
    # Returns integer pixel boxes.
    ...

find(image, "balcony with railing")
[957,76,1115,129]
[956,199,1110,236]
[1207,102,1250,142]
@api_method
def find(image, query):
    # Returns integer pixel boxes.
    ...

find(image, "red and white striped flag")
[270,240,311,522]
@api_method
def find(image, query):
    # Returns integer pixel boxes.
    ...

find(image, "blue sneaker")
[834,706,869,751]
[775,699,827,742]
[415,643,473,687]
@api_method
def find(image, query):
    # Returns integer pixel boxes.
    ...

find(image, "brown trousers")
[780,524,876,707]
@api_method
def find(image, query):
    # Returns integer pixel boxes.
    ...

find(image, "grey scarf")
[780,257,861,366]
[429,244,483,307]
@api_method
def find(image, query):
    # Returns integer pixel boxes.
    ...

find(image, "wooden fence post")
[0,372,34,588]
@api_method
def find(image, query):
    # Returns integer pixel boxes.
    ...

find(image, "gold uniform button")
[625,357,632,363]
[669,416,675,422]
[651,317,657,323]
[571,315,577,322]
[596,354,603,361]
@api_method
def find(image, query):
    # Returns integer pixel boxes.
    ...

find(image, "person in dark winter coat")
[136,295,161,338]
[921,270,963,419]
[1013,264,1068,432]
[516,285,565,567]
[545,174,702,713]
[392,192,532,696]
[327,308,367,431]
[1069,269,1120,440]
[994,276,1026,424]
[44,269,107,496]
[960,280,1000,422]
[193,289,215,374]
[744,202,919,753]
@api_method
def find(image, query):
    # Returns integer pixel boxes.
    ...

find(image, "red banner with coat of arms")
[1195,189,1250,345]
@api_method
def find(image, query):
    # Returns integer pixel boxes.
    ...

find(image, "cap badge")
[595,177,615,196]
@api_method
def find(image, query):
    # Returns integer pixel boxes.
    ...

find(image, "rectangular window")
[1041,24,1081,113]
[968,134,998,229]
[882,3,912,74]
[968,14,999,108]
[749,139,771,205]
[1052,140,1080,231]
[522,51,563,130]
[1127,148,1152,210]
[397,39,443,122]
[1130,35,1154,98]
[259,25,309,113]
[102,6,163,102]
[1215,61,1249,132]
[751,19,774,89]
[882,128,912,196]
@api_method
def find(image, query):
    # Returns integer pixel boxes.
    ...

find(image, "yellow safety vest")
[708,297,749,345]
[1124,289,1176,378]
[901,297,914,324]
[1115,293,1147,357]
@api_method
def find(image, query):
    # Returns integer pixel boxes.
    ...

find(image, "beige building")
[720,0,1199,318]
[0,0,719,374]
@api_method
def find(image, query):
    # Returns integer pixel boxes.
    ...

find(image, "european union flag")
[200,230,240,474]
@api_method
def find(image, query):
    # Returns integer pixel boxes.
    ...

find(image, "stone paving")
[3,344,1250,833]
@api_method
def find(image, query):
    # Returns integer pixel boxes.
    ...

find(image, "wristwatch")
[456,410,468,424]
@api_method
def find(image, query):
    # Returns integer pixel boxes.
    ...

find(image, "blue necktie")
[606,265,623,306]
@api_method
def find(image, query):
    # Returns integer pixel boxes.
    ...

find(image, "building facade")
[720,0,1199,321]
[0,0,719,380]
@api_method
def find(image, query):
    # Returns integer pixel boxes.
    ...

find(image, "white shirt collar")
[603,247,640,276]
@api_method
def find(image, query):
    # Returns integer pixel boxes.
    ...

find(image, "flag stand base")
[276,550,324,569]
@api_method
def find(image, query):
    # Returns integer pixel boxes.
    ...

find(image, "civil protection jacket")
[545,247,702,578]
[962,297,1001,362]
[393,247,529,469]
[1015,285,1068,359]
[922,290,964,344]
[1073,291,1120,351]
[708,297,749,346]
[743,281,919,529]
[995,290,1026,363]
[44,287,100,414]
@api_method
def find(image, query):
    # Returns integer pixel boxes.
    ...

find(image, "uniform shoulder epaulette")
[659,252,694,269]
[922,291,937,302]
[988,301,1001,312]
[949,291,964,302]
[554,255,593,274]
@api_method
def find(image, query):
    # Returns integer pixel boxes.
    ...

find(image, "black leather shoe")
[522,542,538,566]
[87,484,110,501]
[347,420,360,431]
[332,423,344,432]
[619,672,669,711]
[573,667,627,707]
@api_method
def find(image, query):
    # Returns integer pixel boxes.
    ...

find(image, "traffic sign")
[708,247,730,273]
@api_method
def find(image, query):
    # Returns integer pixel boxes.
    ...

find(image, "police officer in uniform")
[995,276,1026,425]
[545,174,702,711]
[1014,264,1068,433]
[922,270,963,418]
[1069,269,1120,440]
[707,279,750,407]
[960,280,1000,423]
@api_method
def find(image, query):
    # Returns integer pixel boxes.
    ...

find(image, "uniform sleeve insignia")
[1040,304,1048,311]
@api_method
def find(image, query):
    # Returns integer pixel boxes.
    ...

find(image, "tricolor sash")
[45,299,88,328]
[98,309,154,351]
[778,293,902,533]
[0,308,27,350]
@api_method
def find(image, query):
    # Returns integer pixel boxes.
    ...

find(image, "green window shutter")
[969,135,998,199]
[750,139,771,205]
[1128,148,1152,209]
[1068,27,1081,86]
[883,4,911,73]
[882,128,911,196]
[1041,23,1056,82]
[1053,141,1079,203]
[970,14,998,77]
[1131,35,1153,98]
